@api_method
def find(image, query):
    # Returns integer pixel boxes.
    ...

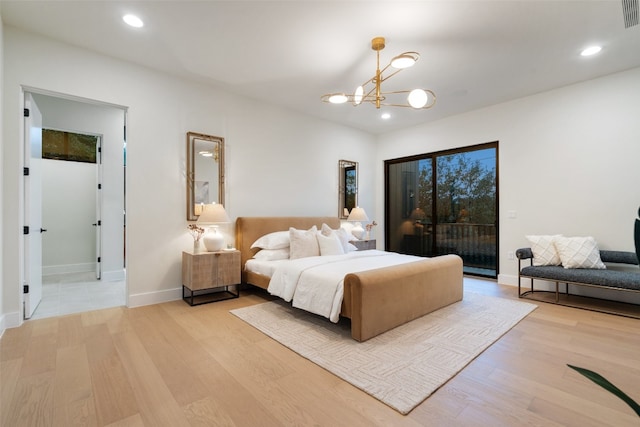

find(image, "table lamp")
[347,206,369,240]
[197,203,230,251]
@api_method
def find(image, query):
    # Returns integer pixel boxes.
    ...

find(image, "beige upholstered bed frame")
[236,216,464,342]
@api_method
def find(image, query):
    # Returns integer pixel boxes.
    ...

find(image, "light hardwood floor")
[2,278,639,426]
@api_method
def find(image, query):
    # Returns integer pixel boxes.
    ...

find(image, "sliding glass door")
[385,142,498,277]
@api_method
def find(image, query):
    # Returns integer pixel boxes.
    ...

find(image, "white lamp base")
[351,222,365,240]
[203,226,225,252]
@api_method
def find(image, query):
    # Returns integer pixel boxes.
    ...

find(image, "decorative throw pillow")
[321,223,355,252]
[289,226,320,259]
[553,236,606,269]
[317,233,345,256]
[526,234,563,266]
[250,231,290,250]
[252,248,290,261]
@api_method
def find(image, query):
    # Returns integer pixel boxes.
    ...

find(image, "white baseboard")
[0,311,23,337]
[42,265,126,282]
[497,273,518,287]
[127,287,182,308]
[102,269,125,282]
[43,263,94,276]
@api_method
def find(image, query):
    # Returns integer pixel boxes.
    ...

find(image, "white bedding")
[245,258,287,278]
[266,250,422,323]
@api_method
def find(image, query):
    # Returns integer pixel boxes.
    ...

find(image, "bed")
[236,216,464,342]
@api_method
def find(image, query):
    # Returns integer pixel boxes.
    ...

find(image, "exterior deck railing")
[401,223,497,273]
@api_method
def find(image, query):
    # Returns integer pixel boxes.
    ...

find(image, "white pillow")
[317,233,345,256]
[526,235,562,266]
[250,231,290,250]
[553,236,606,269]
[289,226,320,260]
[252,248,290,261]
[346,242,358,252]
[321,223,356,252]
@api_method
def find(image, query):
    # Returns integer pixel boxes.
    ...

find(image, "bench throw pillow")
[554,236,606,269]
[526,234,563,266]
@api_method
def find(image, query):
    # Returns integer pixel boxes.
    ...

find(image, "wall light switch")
[508,210,517,219]
[507,251,515,260]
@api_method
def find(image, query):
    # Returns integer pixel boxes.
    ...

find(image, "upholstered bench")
[516,248,640,316]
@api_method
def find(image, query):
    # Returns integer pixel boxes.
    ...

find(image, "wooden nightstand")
[351,239,376,251]
[182,250,241,306]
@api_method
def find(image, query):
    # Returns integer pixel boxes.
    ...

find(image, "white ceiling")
[2,1,639,135]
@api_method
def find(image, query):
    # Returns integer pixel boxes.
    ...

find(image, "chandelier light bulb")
[581,45,602,56]
[328,93,348,104]
[354,86,364,105]
[391,52,419,69]
[408,89,429,109]
[123,14,144,28]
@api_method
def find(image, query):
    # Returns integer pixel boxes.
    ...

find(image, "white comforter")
[267,250,421,323]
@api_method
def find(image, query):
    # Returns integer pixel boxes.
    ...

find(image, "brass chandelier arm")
[376,99,437,109]
[362,84,378,102]
[382,89,436,97]
[376,62,404,82]
[364,89,436,109]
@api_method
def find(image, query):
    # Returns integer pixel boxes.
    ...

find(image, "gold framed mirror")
[187,132,224,221]
[338,160,358,219]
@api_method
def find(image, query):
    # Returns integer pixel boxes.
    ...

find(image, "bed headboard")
[235,216,341,271]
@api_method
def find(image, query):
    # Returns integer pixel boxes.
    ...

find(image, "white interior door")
[24,93,44,319]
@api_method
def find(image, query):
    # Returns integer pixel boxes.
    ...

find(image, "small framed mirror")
[338,160,358,219]
[187,132,224,221]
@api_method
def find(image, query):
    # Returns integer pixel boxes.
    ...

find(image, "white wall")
[32,93,126,281]
[377,67,640,299]
[1,26,375,328]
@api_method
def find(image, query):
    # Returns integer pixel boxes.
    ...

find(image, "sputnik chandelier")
[321,37,436,110]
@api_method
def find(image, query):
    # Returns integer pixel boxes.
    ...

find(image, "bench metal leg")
[555,281,559,302]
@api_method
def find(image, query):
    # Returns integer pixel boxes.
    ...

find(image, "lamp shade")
[347,207,369,222]
[197,203,230,224]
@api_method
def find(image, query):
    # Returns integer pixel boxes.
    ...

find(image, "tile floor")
[33,271,126,320]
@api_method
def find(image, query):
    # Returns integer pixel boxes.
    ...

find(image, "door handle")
[92,223,97,226]
[40,228,47,233]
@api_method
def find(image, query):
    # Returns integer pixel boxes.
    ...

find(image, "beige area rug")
[230,292,536,414]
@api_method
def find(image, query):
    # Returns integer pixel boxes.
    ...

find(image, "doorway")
[385,142,499,278]
[23,90,127,319]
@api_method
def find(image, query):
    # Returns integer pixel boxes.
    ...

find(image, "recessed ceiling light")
[381,112,391,120]
[123,14,144,28]
[581,45,602,56]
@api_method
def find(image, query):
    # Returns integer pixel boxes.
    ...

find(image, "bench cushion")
[520,265,640,291]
